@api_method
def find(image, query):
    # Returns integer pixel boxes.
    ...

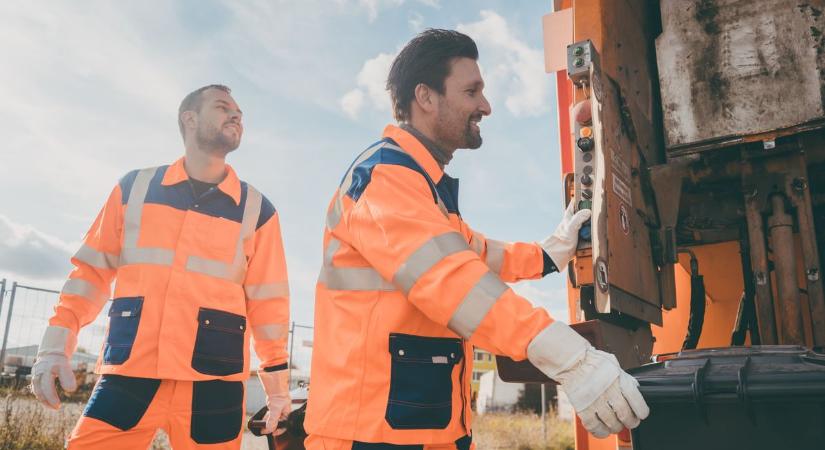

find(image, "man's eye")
[466,89,476,96]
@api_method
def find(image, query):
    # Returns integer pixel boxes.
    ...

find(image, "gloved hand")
[527,321,649,438]
[540,201,592,270]
[31,326,78,409]
[258,368,291,435]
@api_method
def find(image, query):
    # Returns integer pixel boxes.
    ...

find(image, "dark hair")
[387,29,478,122]
[178,84,232,137]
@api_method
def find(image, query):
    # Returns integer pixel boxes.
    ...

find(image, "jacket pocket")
[83,375,160,430]
[190,379,244,443]
[191,308,246,376]
[385,333,463,430]
[103,297,143,365]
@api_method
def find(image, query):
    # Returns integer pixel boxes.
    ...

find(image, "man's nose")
[479,94,492,116]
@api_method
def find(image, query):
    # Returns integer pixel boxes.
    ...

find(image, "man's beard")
[195,122,240,155]
[435,103,482,150]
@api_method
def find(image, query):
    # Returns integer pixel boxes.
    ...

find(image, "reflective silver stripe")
[469,233,484,256]
[186,185,262,283]
[319,265,397,291]
[252,323,289,341]
[245,282,290,300]
[61,278,106,305]
[123,167,159,248]
[318,238,395,291]
[486,239,508,275]
[393,232,470,295]
[447,271,509,339]
[186,256,244,283]
[327,141,387,231]
[120,247,175,266]
[74,244,118,270]
[326,191,344,230]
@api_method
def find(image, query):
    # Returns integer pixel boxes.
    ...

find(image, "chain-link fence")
[0,279,109,378]
[0,278,313,385]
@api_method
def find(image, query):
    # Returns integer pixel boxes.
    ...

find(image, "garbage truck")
[497,1,825,449]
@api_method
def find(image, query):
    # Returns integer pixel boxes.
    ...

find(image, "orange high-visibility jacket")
[50,157,290,381]
[305,125,556,445]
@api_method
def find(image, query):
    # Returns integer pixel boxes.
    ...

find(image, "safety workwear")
[540,201,591,270]
[259,368,292,435]
[527,321,649,438]
[31,325,78,409]
[304,434,474,450]
[67,375,244,449]
[46,157,290,381]
[305,125,585,446]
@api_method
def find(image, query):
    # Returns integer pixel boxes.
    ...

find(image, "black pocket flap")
[108,297,143,318]
[389,333,462,365]
[197,308,246,335]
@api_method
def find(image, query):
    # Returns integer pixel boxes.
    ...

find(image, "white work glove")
[258,368,291,435]
[527,321,649,438]
[31,326,78,409]
[540,201,592,270]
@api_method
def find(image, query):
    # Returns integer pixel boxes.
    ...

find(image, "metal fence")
[0,278,314,383]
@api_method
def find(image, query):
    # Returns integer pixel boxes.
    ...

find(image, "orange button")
[580,126,592,138]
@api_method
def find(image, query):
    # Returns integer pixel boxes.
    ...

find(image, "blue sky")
[0,1,570,350]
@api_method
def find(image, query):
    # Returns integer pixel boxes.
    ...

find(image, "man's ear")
[413,83,436,114]
[181,110,198,131]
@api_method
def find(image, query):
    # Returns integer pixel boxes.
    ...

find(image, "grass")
[0,382,573,450]
[472,411,575,450]
[0,382,168,450]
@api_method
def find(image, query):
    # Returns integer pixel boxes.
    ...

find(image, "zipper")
[458,340,468,434]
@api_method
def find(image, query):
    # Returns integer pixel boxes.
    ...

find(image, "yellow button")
[580,126,592,138]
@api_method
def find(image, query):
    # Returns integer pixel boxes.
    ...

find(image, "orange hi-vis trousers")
[304,434,474,450]
[68,375,244,449]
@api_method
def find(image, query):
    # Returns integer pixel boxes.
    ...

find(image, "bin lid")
[629,345,825,403]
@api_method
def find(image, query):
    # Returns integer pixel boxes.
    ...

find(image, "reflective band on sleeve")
[120,247,175,266]
[447,271,509,339]
[469,233,484,256]
[485,239,508,275]
[123,167,159,249]
[326,192,344,230]
[245,282,290,300]
[252,323,289,341]
[392,232,470,295]
[74,244,119,270]
[61,278,106,306]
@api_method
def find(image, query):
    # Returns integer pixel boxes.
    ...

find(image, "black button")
[583,165,593,175]
[577,137,594,151]
[582,152,593,162]
[581,174,593,186]
[582,189,593,199]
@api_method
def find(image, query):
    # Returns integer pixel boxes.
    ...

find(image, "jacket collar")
[161,157,242,205]
[382,124,444,183]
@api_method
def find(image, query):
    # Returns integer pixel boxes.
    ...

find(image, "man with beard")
[31,85,292,449]
[304,30,648,449]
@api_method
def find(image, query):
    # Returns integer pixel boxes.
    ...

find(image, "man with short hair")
[31,85,292,449]
[305,29,648,449]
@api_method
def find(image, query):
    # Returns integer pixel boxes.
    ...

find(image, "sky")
[0,1,570,358]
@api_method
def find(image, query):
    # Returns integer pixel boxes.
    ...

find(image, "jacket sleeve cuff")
[541,249,559,276]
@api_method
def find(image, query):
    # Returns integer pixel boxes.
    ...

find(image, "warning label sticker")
[612,175,632,207]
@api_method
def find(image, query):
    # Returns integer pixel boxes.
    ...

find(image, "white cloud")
[458,10,549,117]
[341,89,366,118]
[339,52,396,118]
[409,11,424,31]
[0,215,75,281]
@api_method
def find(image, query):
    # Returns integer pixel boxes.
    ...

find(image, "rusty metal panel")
[657,0,825,153]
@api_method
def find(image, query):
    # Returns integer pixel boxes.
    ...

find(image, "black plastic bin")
[629,346,825,450]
